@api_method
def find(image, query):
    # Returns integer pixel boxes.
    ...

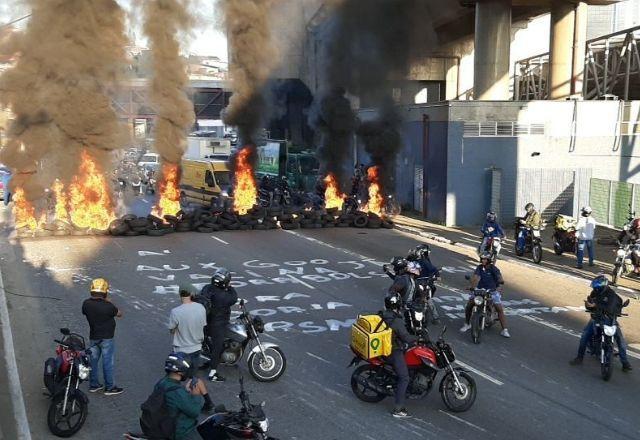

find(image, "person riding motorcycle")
[382,292,418,419]
[569,275,632,371]
[200,268,238,382]
[479,211,505,255]
[407,244,441,324]
[387,260,421,305]
[517,203,542,252]
[460,253,511,338]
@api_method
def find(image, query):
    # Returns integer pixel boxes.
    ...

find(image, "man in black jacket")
[382,292,417,418]
[200,268,238,382]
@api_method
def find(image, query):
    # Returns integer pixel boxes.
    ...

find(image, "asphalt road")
[1,201,639,440]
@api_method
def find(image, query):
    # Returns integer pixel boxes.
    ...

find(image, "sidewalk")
[393,213,640,299]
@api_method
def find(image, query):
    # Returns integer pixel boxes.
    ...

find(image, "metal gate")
[516,169,583,221]
[487,167,502,220]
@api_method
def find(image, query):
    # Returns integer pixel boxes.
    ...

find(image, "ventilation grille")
[463,122,546,137]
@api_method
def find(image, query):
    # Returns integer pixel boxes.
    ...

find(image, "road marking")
[287,274,315,290]
[0,268,32,439]
[438,410,487,433]
[211,236,229,245]
[454,360,504,386]
[283,230,379,264]
[141,199,150,204]
[306,351,334,365]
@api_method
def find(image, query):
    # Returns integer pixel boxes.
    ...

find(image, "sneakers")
[459,323,472,333]
[392,408,410,418]
[569,357,583,366]
[89,384,104,393]
[500,329,511,338]
[622,362,633,372]
[208,370,225,382]
[104,387,124,395]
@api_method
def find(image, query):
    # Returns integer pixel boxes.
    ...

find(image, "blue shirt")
[418,259,439,278]
[481,221,504,238]
[474,264,502,290]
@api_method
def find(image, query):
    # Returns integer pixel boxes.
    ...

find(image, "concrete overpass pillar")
[572,2,588,96]
[473,0,512,100]
[549,1,585,100]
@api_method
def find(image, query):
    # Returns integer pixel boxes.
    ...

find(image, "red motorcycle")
[349,327,476,412]
[43,328,92,437]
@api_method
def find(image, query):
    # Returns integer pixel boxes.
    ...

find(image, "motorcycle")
[479,236,501,263]
[514,217,543,264]
[200,299,286,382]
[611,241,640,285]
[552,214,577,256]
[586,299,630,381]
[349,327,476,412]
[43,328,92,437]
[416,275,440,326]
[468,287,500,344]
[124,375,279,440]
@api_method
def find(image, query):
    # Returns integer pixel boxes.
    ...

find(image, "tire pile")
[106,205,394,236]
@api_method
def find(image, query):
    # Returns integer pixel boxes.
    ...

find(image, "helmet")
[90,278,109,294]
[480,252,492,262]
[212,268,231,288]
[406,261,421,276]
[581,206,592,216]
[390,257,408,273]
[525,203,535,212]
[164,352,191,375]
[413,244,431,260]
[384,292,402,311]
[486,211,497,222]
[590,275,609,292]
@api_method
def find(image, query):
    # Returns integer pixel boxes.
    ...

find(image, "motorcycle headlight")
[78,364,91,380]
[603,325,617,337]
[414,312,424,321]
[617,249,626,258]
[473,296,484,306]
[221,190,229,197]
[258,418,269,433]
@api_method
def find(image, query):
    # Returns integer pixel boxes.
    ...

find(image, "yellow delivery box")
[350,314,392,359]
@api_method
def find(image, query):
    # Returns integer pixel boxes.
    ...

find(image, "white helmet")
[406,261,421,276]
[581,206,592,216]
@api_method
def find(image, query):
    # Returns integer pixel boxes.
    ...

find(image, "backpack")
[140,383,181,439]
[192,294,212,317]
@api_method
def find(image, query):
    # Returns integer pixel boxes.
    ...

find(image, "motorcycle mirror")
[623,299,630,307]
[239,299,245,306]
[60,328,70,335]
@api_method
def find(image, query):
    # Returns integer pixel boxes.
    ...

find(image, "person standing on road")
[382,292,417,418]
[168,285,207,379]
[201,268,238,382]
[576,206,597,269]
[460,254,511,338]
[81,278,124,395]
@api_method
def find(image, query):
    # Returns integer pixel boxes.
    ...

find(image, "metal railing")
[514,25,640,101]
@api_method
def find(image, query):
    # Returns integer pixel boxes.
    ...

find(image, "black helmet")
[164,352,190,375]
[384,292,402,311]
[212,268,231,288]
[525,203,535,212]
[486,211,497,222]
[480,252,492,263]
[414,244,431,260]
[390,257,408,273]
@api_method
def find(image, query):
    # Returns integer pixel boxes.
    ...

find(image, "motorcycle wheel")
[601,345,614,382]
[248,347,287,382]
[47,391,88,438]
[350,365,386,403]
[553,242,563,256]
[440,371,477,413]
[611,265,622,286]
[515,242,524,257]
[471,313,482,344]
[532,243,543,264]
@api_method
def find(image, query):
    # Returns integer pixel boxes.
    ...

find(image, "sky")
[0,0,228,60]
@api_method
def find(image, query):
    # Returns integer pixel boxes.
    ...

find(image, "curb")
[394,223,640,301]
[0,266,32,440]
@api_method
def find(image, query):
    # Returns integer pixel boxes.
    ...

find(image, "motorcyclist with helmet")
[385,258,421,305]
[382,292,418,419]
[155,353,209,440]
[569,275,632,371]
[460,253,511,338]
[479,211,505,256]
[200,268,238,382]
[516,203,542,253]
[576,206,597,269]
[407,244,441,324]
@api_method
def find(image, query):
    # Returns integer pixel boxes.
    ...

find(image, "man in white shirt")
[576,206,597,269]
[168,285,207,377]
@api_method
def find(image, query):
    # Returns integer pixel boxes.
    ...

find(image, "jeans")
[183,350,201,378]
[390,350,409,409]
[89,338,115,389]
[576,240,594,266]
[577,319,629,364]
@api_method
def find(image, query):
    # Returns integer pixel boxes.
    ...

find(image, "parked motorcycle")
[468,288,500,344]
[200,299,286,382]
[611,241,640,285]
[349,327,476,412]
[552,214,577,255]
[514,217,543,264]
[43,328,92,437]
[586,299,630,381]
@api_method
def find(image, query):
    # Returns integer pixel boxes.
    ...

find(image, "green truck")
[256,140,319,193]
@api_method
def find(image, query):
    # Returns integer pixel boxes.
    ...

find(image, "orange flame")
[233,147,257,215]
[151,163,181,218]
[364,166,384,216]
[12,188,38,230]
[68,150,116,230]
[52,179,69,222]
[324,173,345,210]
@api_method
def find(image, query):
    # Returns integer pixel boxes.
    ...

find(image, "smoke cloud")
[0,0,128,202]
[219,0,277,146]
[143,0,195,165]
[313,0,436,193]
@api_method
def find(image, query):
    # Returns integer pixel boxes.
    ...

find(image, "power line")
[0,14,31,30]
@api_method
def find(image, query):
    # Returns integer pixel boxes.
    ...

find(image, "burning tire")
[125,230,142,236]
[197,226,214,233]
[353,214,369,228]
[224,223,240,230]
[109,220,129,236]
[128,218,149,229]
[281,222,300,230]
[239,225,253,230]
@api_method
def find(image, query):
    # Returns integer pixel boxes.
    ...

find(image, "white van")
[137,153,160,170]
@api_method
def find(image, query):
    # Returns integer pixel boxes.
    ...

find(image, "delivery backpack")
[140,384,181,439]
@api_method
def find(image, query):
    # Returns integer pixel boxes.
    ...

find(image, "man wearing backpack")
[141,353,208,440]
